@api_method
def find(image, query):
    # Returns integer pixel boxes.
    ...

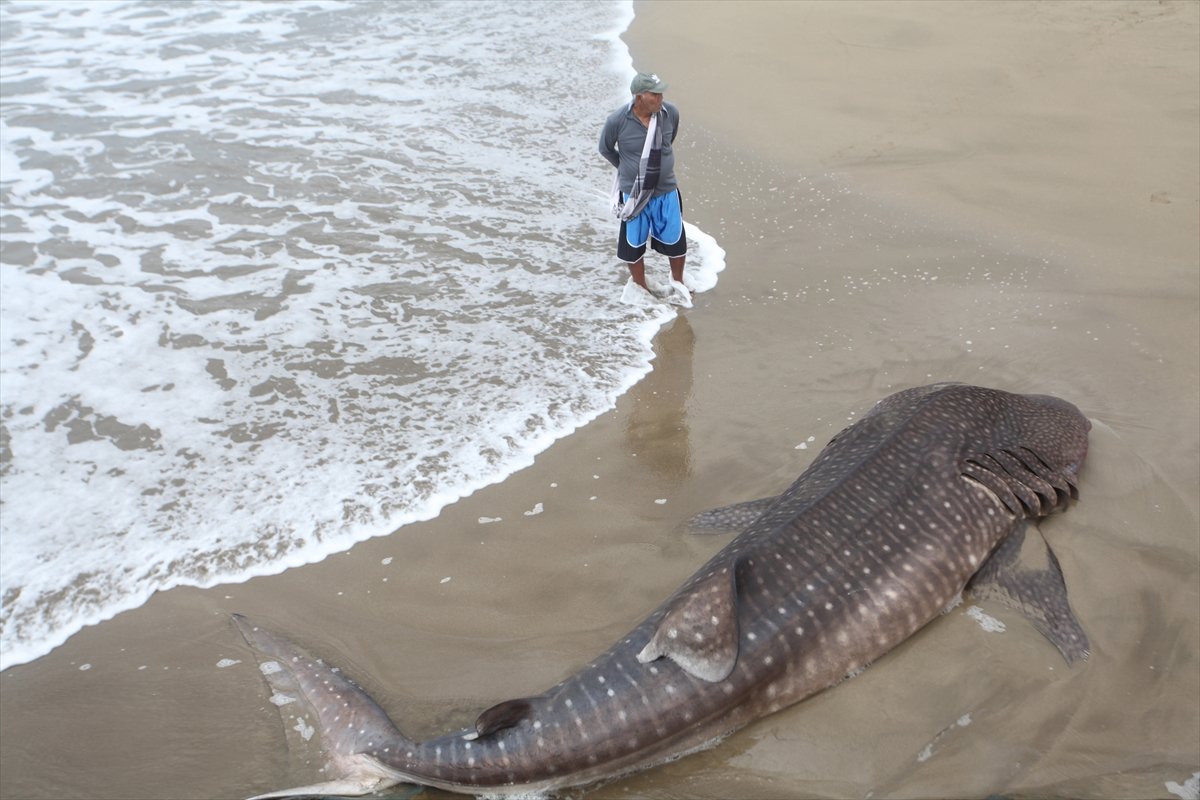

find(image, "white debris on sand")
[292,717,315,742]
[917,712,975,763]
[966,605,1007,633]
[1166,772,1200,800]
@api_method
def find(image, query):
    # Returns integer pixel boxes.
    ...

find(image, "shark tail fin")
[233,614,410,798]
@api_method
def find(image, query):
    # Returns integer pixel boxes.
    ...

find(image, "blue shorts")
[617,189,687,263]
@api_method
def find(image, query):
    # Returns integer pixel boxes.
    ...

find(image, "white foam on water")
[0,1,724,668]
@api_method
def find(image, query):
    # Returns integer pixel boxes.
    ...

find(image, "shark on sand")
[235,382,1092,798]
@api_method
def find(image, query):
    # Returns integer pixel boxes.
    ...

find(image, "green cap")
[630,71,668,94]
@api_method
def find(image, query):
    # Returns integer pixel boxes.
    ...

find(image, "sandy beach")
[2,2,1197,799]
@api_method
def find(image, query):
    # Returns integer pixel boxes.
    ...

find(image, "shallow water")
[0,0,723,670]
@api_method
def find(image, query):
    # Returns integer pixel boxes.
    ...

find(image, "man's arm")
[666,103,680,145]
[598,113,621,168]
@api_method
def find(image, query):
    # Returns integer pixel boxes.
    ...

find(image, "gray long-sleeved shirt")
[598,100,680,196]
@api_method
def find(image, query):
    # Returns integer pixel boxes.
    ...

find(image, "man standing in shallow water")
[599,71,688,298]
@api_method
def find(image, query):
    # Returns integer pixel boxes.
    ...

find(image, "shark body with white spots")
[235,383,1091,798]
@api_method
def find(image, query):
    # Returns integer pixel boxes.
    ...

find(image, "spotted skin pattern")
[237,383,1091,798]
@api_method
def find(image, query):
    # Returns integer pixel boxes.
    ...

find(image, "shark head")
[1009,392,1091,478]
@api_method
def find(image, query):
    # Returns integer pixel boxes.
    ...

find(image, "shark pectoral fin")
[686,496,779,534]
[967,525,1090,665]
[474,697,537,737]
[636,566,740,682]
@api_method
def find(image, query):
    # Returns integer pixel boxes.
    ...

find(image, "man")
[599,71,687,297]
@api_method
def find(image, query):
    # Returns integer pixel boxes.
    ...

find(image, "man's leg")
[660,191,686,285]
[619,213,650,290]
[669,255,685,284]
[628,258,648,290]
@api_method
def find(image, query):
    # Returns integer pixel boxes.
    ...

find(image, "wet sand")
[2,2,1197,799]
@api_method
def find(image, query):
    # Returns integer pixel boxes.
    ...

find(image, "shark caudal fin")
[232,614,410,799]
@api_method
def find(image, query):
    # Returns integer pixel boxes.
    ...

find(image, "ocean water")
[0,0,724,670]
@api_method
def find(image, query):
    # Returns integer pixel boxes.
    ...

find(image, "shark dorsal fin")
[636,563,740,682]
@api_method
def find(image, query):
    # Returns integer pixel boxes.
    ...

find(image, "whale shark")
[234,382,1091,797]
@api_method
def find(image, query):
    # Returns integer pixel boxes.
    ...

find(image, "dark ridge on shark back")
[234,382,1092,798]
